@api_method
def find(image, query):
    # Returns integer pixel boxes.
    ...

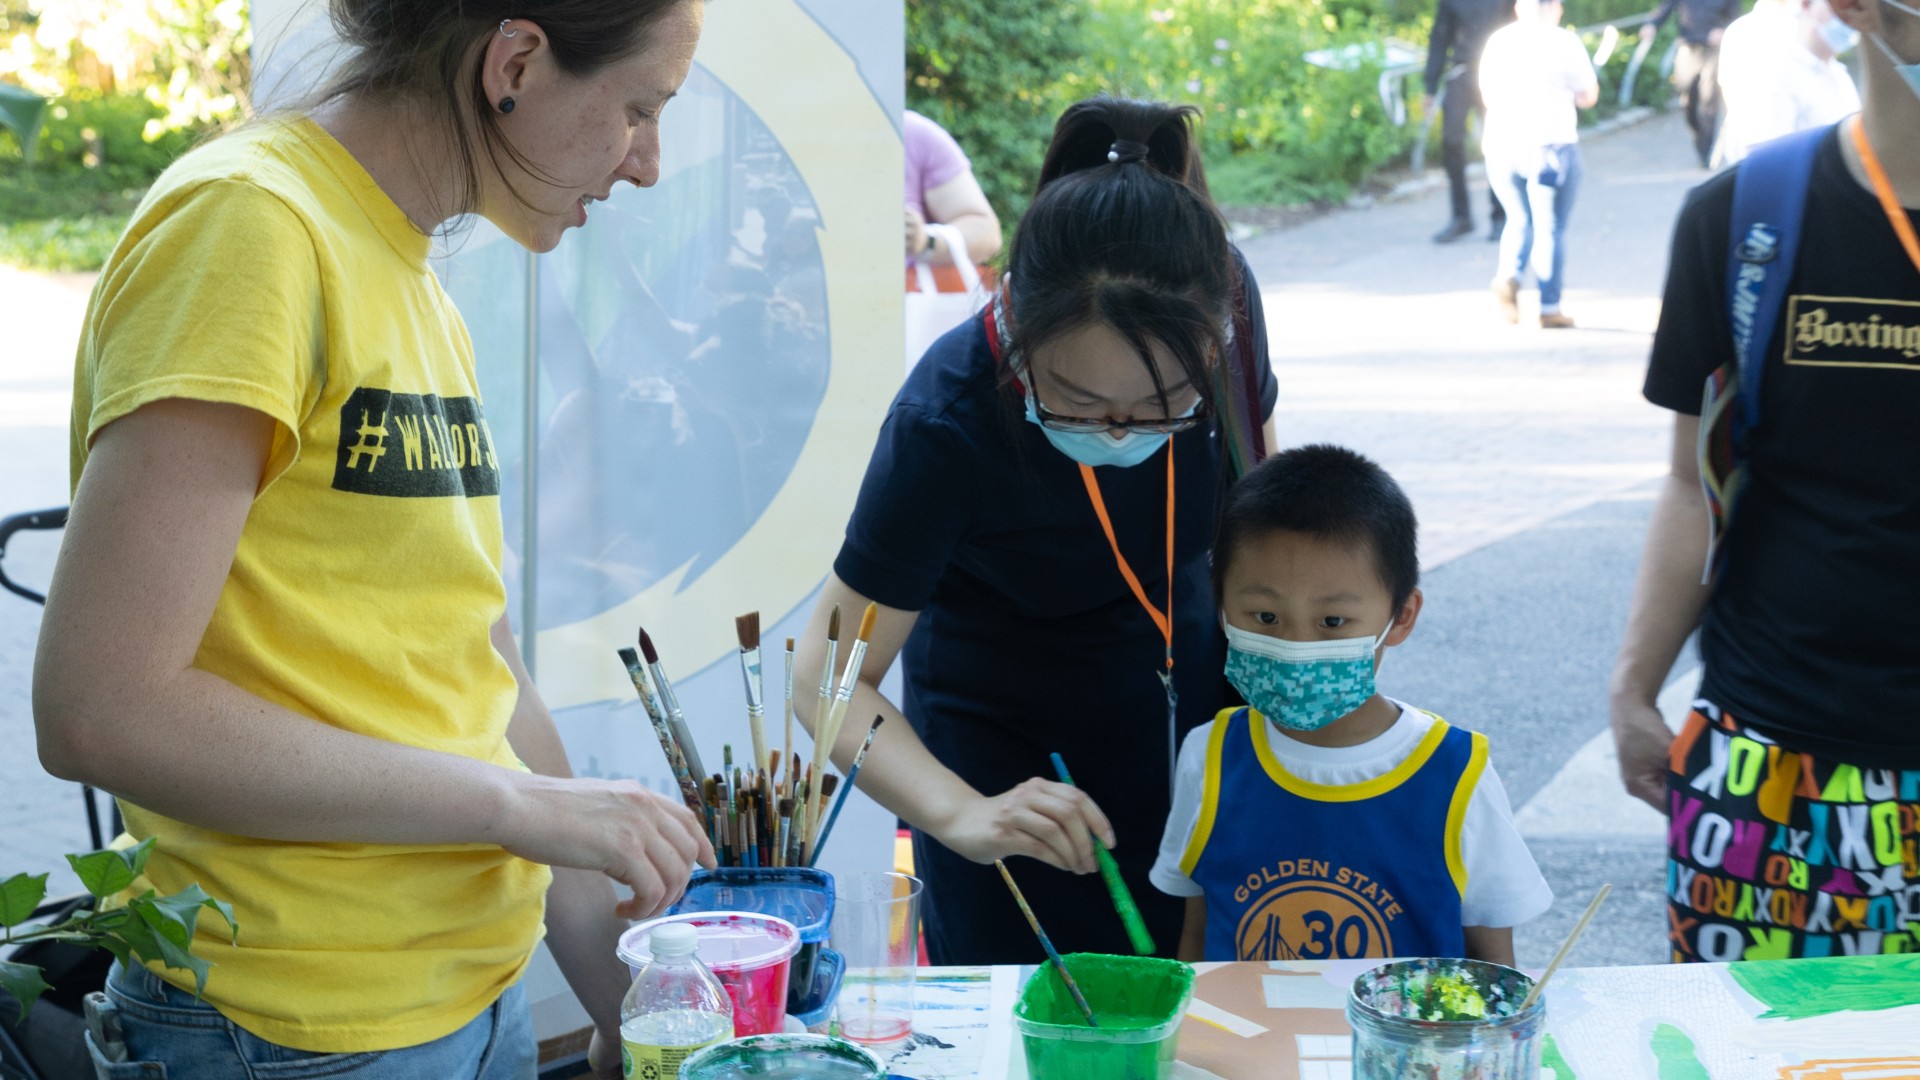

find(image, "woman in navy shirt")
[797,98,1278,963]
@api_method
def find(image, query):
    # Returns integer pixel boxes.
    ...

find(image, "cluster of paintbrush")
[615,603,886,870]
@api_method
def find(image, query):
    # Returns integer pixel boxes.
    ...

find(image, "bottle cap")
[650,921,699,959]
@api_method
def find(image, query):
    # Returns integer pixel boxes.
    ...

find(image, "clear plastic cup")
[1347,958,1544,1080]
[830,871,922,1045]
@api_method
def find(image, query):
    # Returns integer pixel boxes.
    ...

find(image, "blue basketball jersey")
[1180,706,1488,962]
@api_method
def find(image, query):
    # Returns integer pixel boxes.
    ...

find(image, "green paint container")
[1013,953,1194,1080]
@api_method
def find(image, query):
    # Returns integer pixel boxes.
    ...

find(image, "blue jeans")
[1488,144,1583,313]
[84,961,537,1080]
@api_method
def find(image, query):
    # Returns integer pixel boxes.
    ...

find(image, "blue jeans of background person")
[1488,144,1583,314]
[85,960,538,1079]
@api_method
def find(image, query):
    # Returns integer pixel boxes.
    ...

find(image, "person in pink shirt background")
[905,109,1003,270]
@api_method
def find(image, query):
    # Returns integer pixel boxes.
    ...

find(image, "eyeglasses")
[1028,390,1211,435]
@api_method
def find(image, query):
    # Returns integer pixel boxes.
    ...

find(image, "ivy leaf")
[0,873,49,928]
[0,959,52,1019]
[151,884,237,944]
[65,838,154,900]
[94,934,134,968]
[123,894,214,998]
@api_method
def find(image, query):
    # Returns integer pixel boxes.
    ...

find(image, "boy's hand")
[1610,697,1672,815]
[936,779,1114,876]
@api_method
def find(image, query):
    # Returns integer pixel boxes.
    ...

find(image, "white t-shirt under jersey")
[1150,700,1555,929]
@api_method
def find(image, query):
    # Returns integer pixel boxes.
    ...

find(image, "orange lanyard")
[1077,442,1176,673]
[1851,116,1920,278]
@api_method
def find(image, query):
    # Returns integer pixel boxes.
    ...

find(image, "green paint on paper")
[1542,1033,1578,1080]
[1727,953,1920,1021]
[1649,1024,1710,1080]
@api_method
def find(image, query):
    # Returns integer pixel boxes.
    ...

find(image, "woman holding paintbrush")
[798,97,1278,965]
[34,2,712,1077]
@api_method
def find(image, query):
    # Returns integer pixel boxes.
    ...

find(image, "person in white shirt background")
[1714,0,1862,165]
[1479,0,1601,328]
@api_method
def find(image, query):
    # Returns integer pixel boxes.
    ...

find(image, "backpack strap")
[1724,124,1827,439]
[1699,123,1827,583]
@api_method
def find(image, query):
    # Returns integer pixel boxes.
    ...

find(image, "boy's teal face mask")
[1223,619,1393,732]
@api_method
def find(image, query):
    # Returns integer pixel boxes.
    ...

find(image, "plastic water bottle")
[620,922,735,1080]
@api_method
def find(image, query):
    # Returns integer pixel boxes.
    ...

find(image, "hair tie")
[1106,140,1149,165]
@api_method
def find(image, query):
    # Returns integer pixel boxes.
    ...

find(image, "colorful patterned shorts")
[1666,699,1920,963]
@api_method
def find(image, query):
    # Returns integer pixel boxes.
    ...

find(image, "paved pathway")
[2,113,1714,964]
[1242,110,1710,969]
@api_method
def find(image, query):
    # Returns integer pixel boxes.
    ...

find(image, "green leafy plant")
[0,82,48,167]
[0,838,237,1017]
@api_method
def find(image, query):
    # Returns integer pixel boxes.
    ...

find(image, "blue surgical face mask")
[1021,388,1193,469]
[1223,619,1394,732]
[1871,0,1920,98]
[1821,15,1860,54]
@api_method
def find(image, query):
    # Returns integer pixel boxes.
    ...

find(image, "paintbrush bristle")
[821,773,839,798]
[736,611,761,651]
[856,602,878,643]
[638,627,660,665]
[617,646,642,670]
[779,796,795,816]
[785,636,795,651]
[827,604,841,642]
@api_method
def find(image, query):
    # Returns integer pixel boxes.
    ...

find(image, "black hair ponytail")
[1002,97,1233,417]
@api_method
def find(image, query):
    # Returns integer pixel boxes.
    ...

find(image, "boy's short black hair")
[1211,445,1420,610]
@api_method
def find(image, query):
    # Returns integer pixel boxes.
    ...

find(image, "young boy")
[1151,445,1552,963]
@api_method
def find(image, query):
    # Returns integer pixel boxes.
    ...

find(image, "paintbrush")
[616,647,704,814]
[640,627,705,781]
[781,638,796,799]
[996,859,1098,1026]
[804,607,839,855]
[811,606,840,796]
[776,796,794,868]
[1050,752,1155,955]
[1519,884,1610,1013]
[809,603,876,852]
[736,612,770,781]
[809,716,885,868]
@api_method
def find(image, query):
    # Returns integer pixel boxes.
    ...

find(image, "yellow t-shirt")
[70,116,551,1053]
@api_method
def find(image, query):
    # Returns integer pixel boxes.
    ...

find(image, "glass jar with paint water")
[1346,957,1544,1080]
[679,1034,886,1080]
[619,922,733,1080]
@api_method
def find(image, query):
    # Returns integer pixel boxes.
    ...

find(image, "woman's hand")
[497,775,716,919]
[1610,697,1673,815]
[905,204,929,260]
[934,779,1116,876]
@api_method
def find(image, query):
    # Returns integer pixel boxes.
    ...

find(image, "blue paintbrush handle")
[805,760,860,868]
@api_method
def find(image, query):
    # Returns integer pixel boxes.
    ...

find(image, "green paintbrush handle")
[1052,752,1156,955]
[1094,842,1156,955]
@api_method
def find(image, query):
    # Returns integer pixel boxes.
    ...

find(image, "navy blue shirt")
[835,255,1277,963]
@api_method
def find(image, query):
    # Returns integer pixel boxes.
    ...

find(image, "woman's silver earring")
[499,19,519,37]
[499,97,515,114]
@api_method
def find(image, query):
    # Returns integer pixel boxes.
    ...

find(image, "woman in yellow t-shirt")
[33,2,714,1076]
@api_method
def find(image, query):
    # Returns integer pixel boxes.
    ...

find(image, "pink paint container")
[619,912,800,1038]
